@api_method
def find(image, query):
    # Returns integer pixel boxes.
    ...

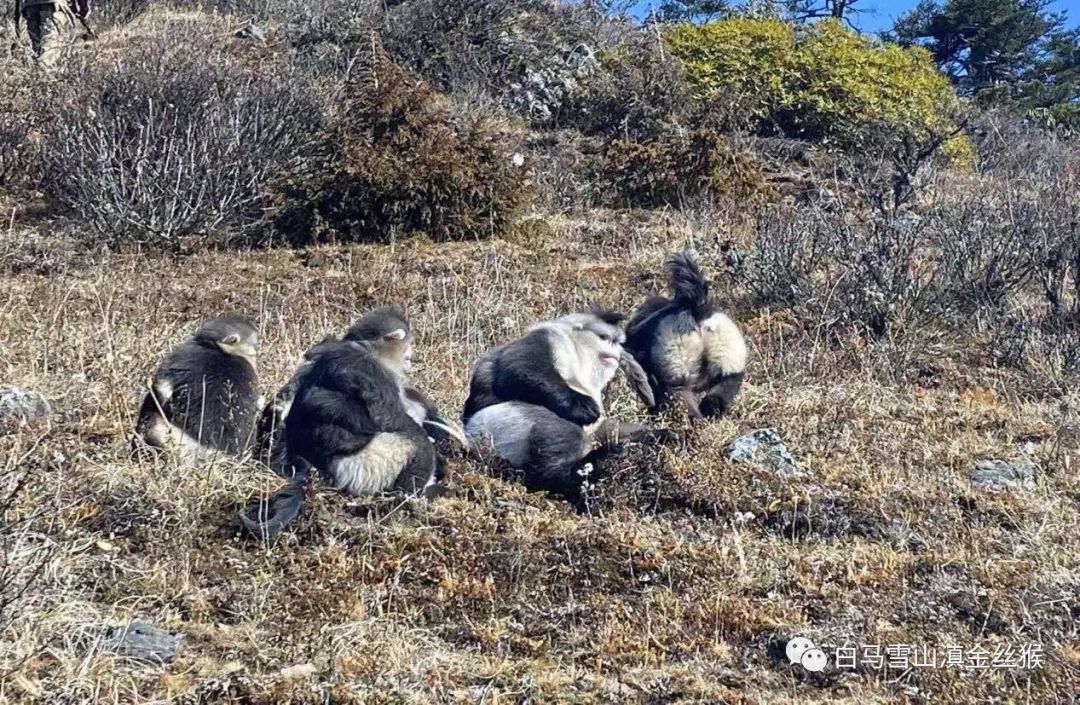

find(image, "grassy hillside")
[1,2,1078,703]
[2,205,1077,703]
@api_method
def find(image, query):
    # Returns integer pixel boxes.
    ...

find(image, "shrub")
[0,67,40,190]
[599,129,773,208]
[564,30,694,140]
[665,19,970,160]
[742,205,933,338]
[271,52,529,243]
[665,18,795,126]
[39,14,322,249]
[379,0,611,114]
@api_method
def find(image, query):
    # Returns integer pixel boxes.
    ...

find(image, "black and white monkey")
[243,309,449,537]
[255,308,463,475]
[463,311,667,498]
[135,314,261,462]
[625,251,748,420]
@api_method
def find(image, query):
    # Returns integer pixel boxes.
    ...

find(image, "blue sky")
[627,1,1080,33]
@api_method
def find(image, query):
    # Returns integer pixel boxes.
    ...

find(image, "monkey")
[462,310,654,426]
[463,310,670,499]
[241,312,447,538]
[254,308,463,476]
[625,251,748,420]
[135,314,260,463]
[466,401,669,499]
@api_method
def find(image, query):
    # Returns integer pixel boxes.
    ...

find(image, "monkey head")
[194,314,259,366]
[344,307,415,376]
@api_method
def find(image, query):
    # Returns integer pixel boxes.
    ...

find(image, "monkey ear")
[385,328,407,341]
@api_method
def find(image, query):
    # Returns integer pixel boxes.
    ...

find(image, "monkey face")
[195,315,259,364]
[379,327,415,375]
[344,308,415,375]
[562,313,626,369]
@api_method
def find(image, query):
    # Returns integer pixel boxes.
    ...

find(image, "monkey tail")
[666,251,710,319]
[239,457,313,539]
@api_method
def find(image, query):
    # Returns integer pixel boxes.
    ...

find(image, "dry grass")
[0,204,1077,704]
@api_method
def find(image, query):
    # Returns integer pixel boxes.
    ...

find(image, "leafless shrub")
[39,29,324,249]
[0,66,41,191]
[91,0,154,27]
[996,317,1080,394]
[742,204,932,338]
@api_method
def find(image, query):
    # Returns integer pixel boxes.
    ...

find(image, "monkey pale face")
[379,327,414,376]
[344,307,414,376]
[560,313,626,369]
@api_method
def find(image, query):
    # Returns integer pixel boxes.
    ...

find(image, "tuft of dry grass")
[0,202,1077,704]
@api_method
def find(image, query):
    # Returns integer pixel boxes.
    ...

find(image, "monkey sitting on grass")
[241,309,451,538]
[254,307,464,476]
[463,310,671,501]
[135,315,261,464]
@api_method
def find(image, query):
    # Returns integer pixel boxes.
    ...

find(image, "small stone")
[0,388,51,425]
[235,24,268,41]
[278,663,317,680]
[971,458,1037,493]
[727,428,800,477]
[102,621,183,665]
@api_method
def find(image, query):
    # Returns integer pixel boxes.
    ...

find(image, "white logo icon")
[787,637,828,672]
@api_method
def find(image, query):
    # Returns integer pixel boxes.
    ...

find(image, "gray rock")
[971,458,1037,493]
[0,388,51,424]
[727,428,800,477]
[102,621,184,665]
[235,24,268,41]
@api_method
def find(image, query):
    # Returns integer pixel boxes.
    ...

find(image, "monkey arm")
[404,386,467,448]
[618,350,656,408]
[493,345,601,426]
[135,374,174,439]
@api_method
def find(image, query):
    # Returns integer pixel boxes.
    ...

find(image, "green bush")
[599,129,773,208]
[665,18,795,125]
[666,19,970,160]
[271,53,530,243]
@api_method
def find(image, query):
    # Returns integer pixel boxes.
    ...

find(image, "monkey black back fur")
[136,314,260,461]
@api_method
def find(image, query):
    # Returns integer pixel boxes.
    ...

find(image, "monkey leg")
[391,436,440,496]
[699,373,745,419]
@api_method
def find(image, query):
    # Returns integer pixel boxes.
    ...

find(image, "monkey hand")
[563,396,601,426]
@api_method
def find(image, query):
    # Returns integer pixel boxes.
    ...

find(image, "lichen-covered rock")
[971,458,1037,493]
[0,387,51,425]
[506,43,596,123]
[102,621,184,665]
[727,428,800,477]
